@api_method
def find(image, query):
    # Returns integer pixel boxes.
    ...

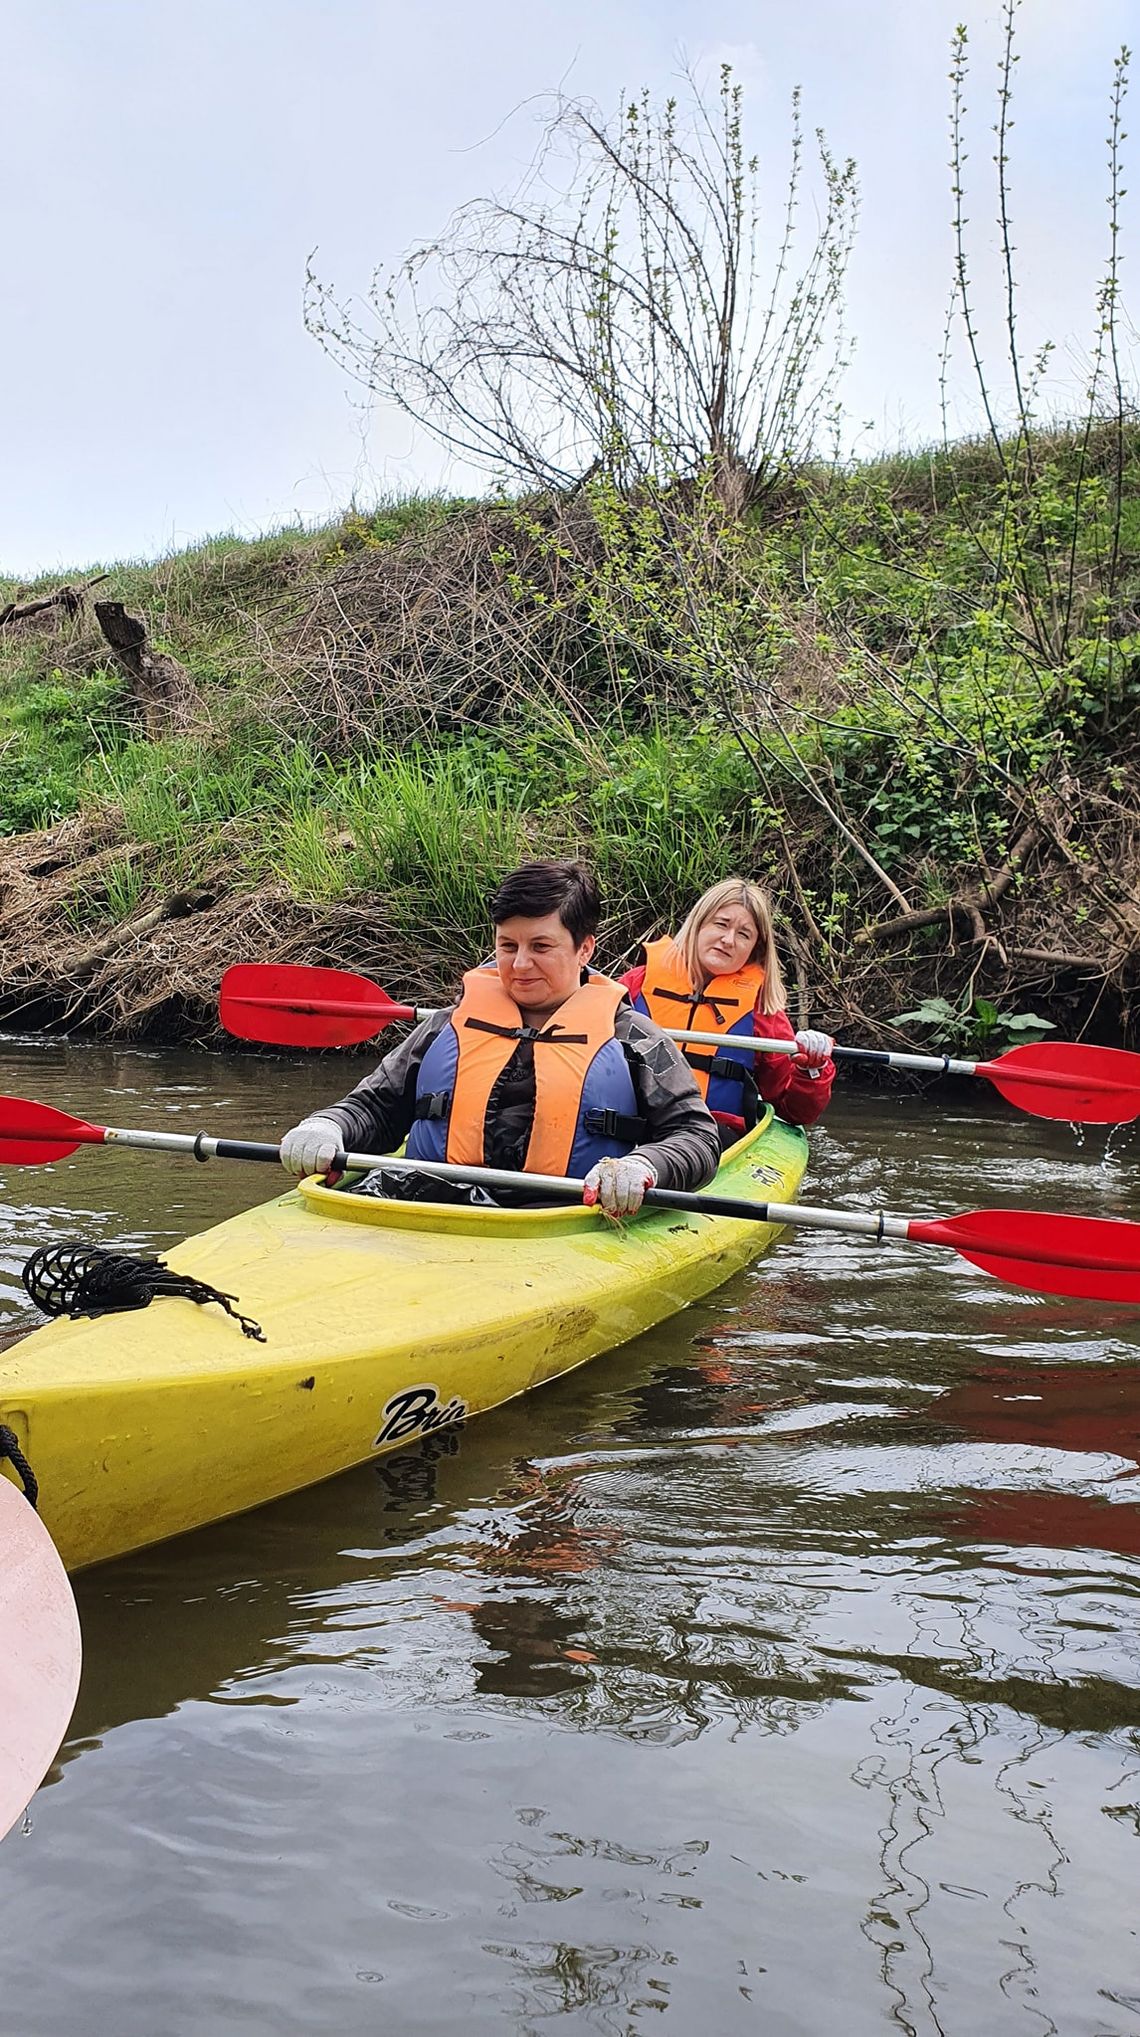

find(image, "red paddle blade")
[0,1098,102,1164]
[219,964,411,1047]
[909,1208,1140,1303]
[981,1041,1140,1124]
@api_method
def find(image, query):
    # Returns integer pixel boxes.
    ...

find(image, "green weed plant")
[893,994,1056,1057]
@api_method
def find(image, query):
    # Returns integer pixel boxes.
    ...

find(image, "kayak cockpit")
[296,1113,780,1238]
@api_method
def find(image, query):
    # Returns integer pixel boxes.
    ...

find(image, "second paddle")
[219,963,1140,1126]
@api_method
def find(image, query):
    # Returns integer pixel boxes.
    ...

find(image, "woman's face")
[694,902,760,982]
[495,910,595,1016]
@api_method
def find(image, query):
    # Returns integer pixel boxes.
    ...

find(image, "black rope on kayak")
[0,1425,38,1509]
[22,1243,266,1342]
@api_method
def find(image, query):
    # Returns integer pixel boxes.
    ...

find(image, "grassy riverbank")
[0,420,1137,1046]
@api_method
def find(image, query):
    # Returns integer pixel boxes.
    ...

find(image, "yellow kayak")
[0,1110,807,1570]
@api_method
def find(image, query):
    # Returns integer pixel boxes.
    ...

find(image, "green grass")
[254,729,763,952]
[0,435,1134,990]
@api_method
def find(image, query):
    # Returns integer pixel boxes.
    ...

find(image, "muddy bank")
[0,813,1132,1057]
[3,430,1139,1057]
[0,815,443,1046]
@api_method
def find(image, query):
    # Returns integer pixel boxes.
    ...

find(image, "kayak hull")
[0,1113,807,1570]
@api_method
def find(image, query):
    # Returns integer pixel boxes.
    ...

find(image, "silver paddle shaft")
[96,1125,913,1242]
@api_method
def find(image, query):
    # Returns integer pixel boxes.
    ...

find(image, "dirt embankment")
[0,808,1134,1058]
[2,442,1138,1052]
[0,815,449,1046]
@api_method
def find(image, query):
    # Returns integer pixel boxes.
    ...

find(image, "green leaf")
[1001,1013,1057,1035]
[893,997,958,1028]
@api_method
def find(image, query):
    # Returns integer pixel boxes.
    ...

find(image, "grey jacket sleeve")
[317,1011,452,1156]
[615,1006,721,1192]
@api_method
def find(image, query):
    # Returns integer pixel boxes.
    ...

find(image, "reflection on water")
[0,1040,1138,2033]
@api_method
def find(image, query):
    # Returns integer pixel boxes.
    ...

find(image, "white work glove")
[279,1114,344,1176]
[582,1154,658,1217]
[792,1028,834,1073]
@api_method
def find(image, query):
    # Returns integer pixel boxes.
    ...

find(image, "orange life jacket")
[632,935,764,1114]
[405,966,641,1177]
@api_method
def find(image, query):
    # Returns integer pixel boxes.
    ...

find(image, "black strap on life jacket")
[582,1106,649,1143]
[684,1051,760,1130]
[463,1017,589,1046]
[650,985,743,1027]
[417,1091,646,1141]
[735,1065,760,1130]
[650,986,698,1006]
[684,1049,747,1082]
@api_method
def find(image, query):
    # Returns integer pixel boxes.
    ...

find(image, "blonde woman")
[621,878,834,1136]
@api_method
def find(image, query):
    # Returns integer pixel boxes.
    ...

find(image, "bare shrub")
[306,68,856,509]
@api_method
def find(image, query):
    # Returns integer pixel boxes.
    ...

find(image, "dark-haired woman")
[279,861,720,1216]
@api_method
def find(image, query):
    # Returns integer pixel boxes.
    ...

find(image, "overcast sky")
[5,0,1136,576]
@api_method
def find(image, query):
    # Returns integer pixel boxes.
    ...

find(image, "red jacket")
[620,965,834,1129]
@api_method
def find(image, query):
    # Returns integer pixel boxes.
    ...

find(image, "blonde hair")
[668,878,787,1016]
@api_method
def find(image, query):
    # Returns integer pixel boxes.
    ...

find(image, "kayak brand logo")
[373,1384,469,1448]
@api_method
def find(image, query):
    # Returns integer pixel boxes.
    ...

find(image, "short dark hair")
[488,861,601,944]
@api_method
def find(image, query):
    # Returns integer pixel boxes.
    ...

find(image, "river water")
[0,1036,1138,2036]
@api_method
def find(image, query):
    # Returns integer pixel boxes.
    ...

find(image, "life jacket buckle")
[586,1106,623,1138]
[583,1105,649,1142]
[414,1090,451,1122]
